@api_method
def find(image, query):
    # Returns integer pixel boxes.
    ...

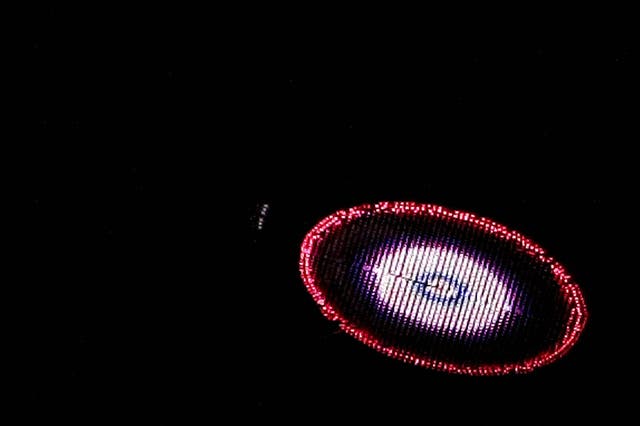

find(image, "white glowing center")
[370,244,514,336]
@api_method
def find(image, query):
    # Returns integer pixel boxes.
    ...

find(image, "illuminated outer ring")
[299,201,588,375]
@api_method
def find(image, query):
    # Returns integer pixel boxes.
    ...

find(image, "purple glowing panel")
[365,243,514,338]
[299,202,587,375]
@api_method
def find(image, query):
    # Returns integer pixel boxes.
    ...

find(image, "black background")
[23,6,635,422]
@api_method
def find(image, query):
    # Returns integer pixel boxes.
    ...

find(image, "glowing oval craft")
[299,202,588,375]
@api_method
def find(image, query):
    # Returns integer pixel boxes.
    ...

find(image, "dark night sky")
[22,6,635,422]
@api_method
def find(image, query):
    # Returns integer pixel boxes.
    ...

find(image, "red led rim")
[299,201,588,376]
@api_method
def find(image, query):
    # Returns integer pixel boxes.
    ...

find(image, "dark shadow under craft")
[299,202,588,375]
